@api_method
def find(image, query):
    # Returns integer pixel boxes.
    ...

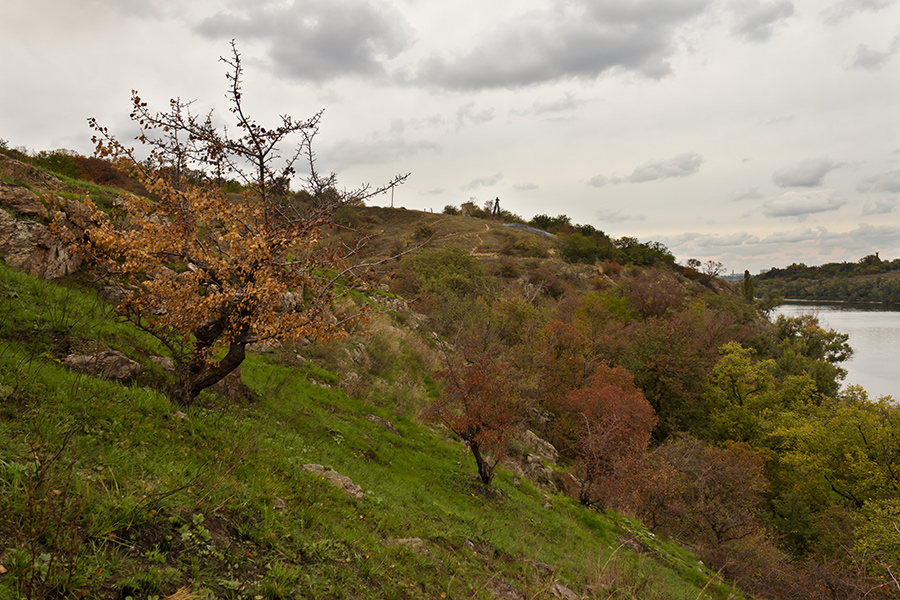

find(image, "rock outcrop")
[0,153,61,190]
[519,429,559,464]
[302,464,364,500]
[0,156,92,279]
[62,350,142,380]
[0,208,80,279]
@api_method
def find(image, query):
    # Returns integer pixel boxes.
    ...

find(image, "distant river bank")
[772,302,899,400]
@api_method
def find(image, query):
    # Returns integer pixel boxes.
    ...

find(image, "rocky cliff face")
[0,154,84,278]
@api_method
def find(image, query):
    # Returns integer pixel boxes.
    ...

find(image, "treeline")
[390,246,899,599]
[756,255,900,304]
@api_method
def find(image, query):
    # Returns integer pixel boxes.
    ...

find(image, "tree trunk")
[468,439,495,485]
[168,339,248,407]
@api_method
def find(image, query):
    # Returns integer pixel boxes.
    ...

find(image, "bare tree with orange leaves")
[63,42,406,406]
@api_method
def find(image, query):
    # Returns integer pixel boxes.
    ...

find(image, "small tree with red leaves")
[567,364,657,506]
[429,351,521,485]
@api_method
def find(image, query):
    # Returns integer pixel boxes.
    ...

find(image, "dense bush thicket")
[393,242,898,598]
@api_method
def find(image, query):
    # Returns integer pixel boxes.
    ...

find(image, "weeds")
[1,434,90,599]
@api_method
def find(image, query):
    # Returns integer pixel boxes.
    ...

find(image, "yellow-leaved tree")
[64,42,406,406]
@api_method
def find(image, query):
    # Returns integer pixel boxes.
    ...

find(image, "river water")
[772,303,899,400]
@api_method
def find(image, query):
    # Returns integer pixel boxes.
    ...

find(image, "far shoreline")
[778,299,900,309]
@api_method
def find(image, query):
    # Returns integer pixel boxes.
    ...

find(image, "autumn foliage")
[565,364,656,506]
[429,351,521,485]
[60,43,405,406]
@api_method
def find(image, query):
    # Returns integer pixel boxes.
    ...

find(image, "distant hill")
[755,255,900,304]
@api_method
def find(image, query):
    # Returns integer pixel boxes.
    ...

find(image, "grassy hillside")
[0,260,740,600]
[4,146,897,600]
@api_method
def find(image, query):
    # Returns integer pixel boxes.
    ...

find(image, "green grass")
[0,261,745,600]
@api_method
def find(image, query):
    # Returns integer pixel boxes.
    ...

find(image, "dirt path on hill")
[433,220,498,257]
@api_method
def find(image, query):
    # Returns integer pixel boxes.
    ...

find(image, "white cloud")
[761,190,847,219]
[455,102,495,130]
[595,208,647,223]
[589,153,704,186]
[323,133,441,171]
[662,223,900,274]
[531,93,589,116]
[772,157,844,187]
[858,168,900,192]
[462,172,504,190]
[626,153,704,183]
[822,0,897,24]
[730,187,764,201]
[588,175,614,187]
[862,198,899,214]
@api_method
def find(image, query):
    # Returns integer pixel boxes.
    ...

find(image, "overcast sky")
[2,0,898,273]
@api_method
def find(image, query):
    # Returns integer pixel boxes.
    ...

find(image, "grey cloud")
[196,0,413,81]
[667,231,759,248]
[715,231,760,246]
[595,208,647,223]
[532,93,590,116]
[462,172,503,191]
[858,168,900,193]
[849,36,900,71]
[730,186,763,201]
[415,0,709,89]
[732,0,794,42]
[589,152,703,186]
[862,198,899,215]
[627,152,704,183]
[513,183,540,191]
[589,175,614,187]
[822,0,897,24]
[761,190,846,219]
[760,224,899,250]
[846,223,900,250]
[323,134,441,171]
[772,157,843,187]
[456,102,495,130]
[760,227,822,244]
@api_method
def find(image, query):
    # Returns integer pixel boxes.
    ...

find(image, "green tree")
[771,314,852,398]
[741,270,754,301]
[775,388,900,510]
[561,232,600,264]
[855,499,900,588]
